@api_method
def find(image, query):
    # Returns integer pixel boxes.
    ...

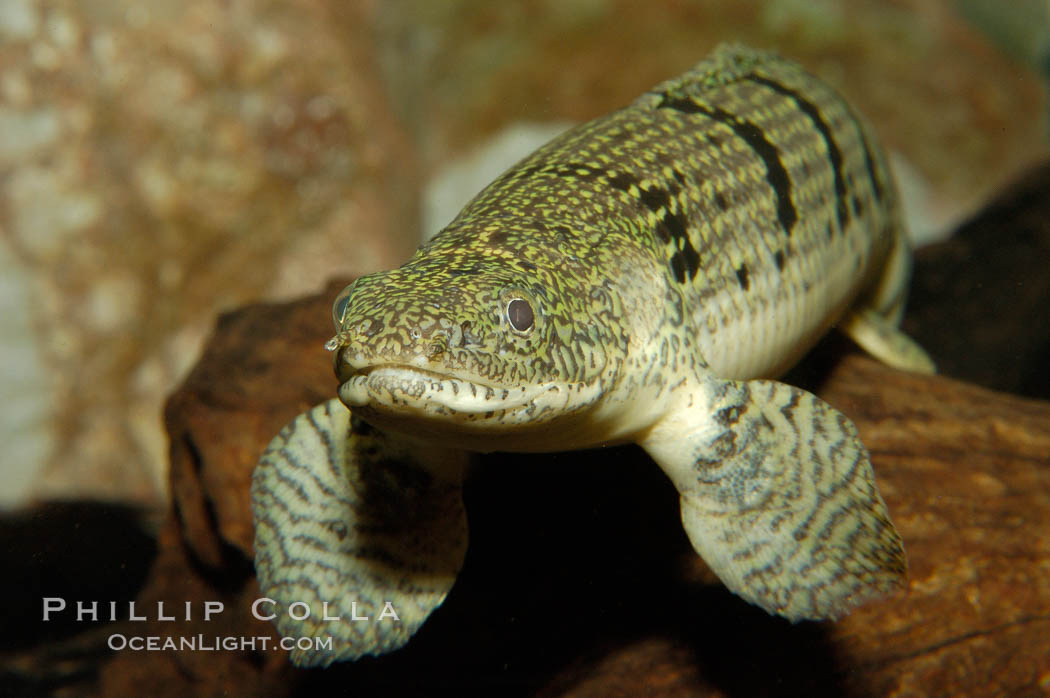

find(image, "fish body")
[252,45,934,667]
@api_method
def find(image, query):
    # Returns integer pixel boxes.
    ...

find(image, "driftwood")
[90,165,1050,696]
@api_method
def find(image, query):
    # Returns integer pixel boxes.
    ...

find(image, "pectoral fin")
[251,399,469,666]
[840,307,935,375]
[642,378,906,621]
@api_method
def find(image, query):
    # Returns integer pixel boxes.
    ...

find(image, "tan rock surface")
[0,0,419,508]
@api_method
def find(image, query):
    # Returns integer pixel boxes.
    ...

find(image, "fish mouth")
[338,365,549,417]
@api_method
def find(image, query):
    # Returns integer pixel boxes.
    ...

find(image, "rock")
[0,0,420,510]
[165,287,349,568]
[90,165,1050,695]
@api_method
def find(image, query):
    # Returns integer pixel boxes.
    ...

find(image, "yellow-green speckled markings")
[251,45,934,667]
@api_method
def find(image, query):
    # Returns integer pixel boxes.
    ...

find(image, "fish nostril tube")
[325,317,381,352]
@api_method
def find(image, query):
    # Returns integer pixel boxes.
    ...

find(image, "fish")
[250,44,935,667]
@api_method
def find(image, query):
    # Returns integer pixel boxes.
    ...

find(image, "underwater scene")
[1,0,1048,695]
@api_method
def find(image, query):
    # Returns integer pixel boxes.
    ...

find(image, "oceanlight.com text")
[106,633,333,654]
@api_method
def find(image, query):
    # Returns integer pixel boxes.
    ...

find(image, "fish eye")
[332,286,353,330]
[506,298,534,333]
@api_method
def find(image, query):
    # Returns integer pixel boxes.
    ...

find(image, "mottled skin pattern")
[252,45,934,667]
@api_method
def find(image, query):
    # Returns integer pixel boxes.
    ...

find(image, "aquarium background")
[0,0,1045,512]
[0,1,1048,695]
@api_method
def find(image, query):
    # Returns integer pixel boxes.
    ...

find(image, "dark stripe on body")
[606,168,701,283]
[842,104,886,203]
[657,94,798,237]
[748,75,851,231]
[513,151,711,286]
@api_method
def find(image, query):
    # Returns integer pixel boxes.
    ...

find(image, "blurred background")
[1,0,1047,513]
